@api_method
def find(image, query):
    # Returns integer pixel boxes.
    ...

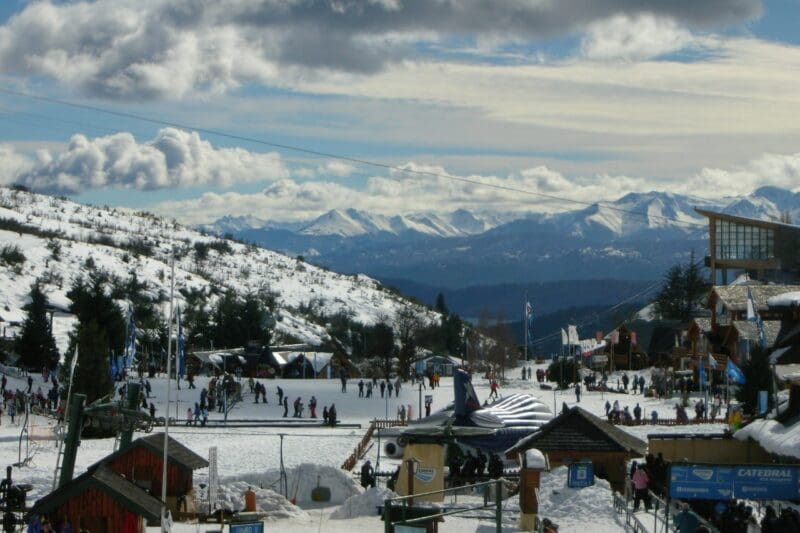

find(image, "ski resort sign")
[669,464,800,501]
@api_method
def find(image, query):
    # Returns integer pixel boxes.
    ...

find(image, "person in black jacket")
[282,396,288,418]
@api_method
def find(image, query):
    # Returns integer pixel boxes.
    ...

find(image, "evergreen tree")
[211,291,272,349]
[654,251,709,320]
[368,321,395,379]
[15,282,59,369]
[395,308,420,380]
[64,273,125,403]
[547,357,577,389]
[736,346,774,416]
[435,293,449,316]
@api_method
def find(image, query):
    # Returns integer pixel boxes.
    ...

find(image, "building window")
[714,219,774,260]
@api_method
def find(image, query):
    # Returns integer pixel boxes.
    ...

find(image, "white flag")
[707,353,718,369]
[561,328,568,346]
[746,288,757,321]
[568,325,579,345]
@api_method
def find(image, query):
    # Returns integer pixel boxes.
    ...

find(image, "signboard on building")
[669,464,800,501]
[567,462,594,488]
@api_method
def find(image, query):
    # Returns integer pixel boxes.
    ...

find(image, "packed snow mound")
[216,482,309,521]
[222,463,361,505]
[536,466,624,531]
[330,486,397,519]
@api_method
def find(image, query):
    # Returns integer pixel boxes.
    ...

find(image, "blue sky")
[0,0,799,224]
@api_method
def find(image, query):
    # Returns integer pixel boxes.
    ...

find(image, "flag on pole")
[526,301,535,345]
[746,288,757,321]
[176,306,186,378]
[568,325,579,345]
[699,358,707,386]
[124,305,136,370]
[726,359,746,384]
[707,353,718,369]
[561,328,568,346]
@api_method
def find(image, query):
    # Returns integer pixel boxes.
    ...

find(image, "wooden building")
[505,406,646,492]
[96,434,208,516]
[27,465,161,533]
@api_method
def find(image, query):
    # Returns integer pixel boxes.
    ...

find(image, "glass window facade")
[715,219,774,260]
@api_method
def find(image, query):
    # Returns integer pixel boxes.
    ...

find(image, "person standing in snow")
[328,404,337,426]
[277,386,284,405]
[632,465,651,511]
[148,403,155,420]
[387,381,394,397]
[322,405,329,425]
[358,380,364,398]
[282,396,288,418]
[380,381,386,398]
[360,460,375,489]
[309,396,317,418]
[395,378,401,397]
[574,383,581,403]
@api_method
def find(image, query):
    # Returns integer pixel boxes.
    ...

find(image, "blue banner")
[568,462,594,488]
[670,465,800,501]
[229,524,264,533]
[726,359,746,385]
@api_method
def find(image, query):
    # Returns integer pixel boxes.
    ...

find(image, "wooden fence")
[341,418,407,471]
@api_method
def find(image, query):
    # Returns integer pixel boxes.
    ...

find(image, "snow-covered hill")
[0,187,440,355]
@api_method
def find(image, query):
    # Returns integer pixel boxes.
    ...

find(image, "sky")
[0,0,799,225]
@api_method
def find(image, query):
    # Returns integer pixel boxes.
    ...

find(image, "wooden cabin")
[26,465,161,533]
[505,406,647,492]
[96,433,208,516]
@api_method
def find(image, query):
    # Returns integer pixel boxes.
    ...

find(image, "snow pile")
[223,463,361,505]
[330,486,397,519]
[537,466,624,531]
[735,419,800,460]
[216,482,310,521]
[524,449,547,470]
[767,292,800,307]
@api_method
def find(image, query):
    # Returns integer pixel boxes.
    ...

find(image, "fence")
[613,488,719,532]
[341,418,407,471]
[383,478,507,533]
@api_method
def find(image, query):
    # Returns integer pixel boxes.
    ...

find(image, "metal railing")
[613,489,719,532]
[383,478,506,533]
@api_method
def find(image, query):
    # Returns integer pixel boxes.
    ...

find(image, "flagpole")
[524,292,528,363]
[161,255,175,532]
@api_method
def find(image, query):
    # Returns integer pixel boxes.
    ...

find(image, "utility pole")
[161,255,175,532]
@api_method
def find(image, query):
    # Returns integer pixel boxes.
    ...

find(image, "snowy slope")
[0,187,440,353]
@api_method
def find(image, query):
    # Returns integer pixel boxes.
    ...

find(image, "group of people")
[357,377,401,399]
[605,399,656,424]
[1,372,62,425]
[447,449,504,481]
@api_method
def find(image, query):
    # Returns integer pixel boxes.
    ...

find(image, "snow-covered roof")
[274,351,333,372]
[735,419,800,460]
[768,292,800,308]
[713,285,800,312]
[731,320,781,346]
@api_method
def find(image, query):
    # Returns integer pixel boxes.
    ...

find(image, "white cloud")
[0,0,761,99]
[146,150,800,224]
[8,128,288,193]
[581,14,699,61]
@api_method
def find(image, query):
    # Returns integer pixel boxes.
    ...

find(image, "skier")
[488,380,499,399]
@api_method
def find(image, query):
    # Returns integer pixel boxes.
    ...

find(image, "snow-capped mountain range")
[206,186,800,240]
[0,187,440,355]
[209,186,800,290]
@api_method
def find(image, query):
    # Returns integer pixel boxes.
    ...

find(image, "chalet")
[26,465,161,533]
[95,434,208,517]
[505,406,646,492]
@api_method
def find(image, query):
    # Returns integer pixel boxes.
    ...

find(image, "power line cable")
[0,86,709,229]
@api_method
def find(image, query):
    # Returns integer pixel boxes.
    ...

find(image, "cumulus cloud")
[8,128,288,194]
[145,150,800,225]
[0,0,761,99]
[687,152,800,197]
[581,14,700,61]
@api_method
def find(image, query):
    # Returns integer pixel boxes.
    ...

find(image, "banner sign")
[567,462,594,488]
[669,464,800,501]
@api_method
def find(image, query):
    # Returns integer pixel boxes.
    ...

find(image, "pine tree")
[654,251,709,320]
[15,282,59,370]
[64,273,126,403]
